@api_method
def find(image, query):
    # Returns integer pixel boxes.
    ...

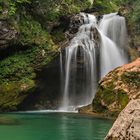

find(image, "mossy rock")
[92,86,129,117]
[0,80,35,111]
[92,58,140,117]
[121,71,140,87]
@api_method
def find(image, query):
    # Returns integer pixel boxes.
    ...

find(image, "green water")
[0,112,113,140]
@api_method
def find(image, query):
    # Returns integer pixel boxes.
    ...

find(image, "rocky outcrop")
[105,99,140,140]
[119,2,140,60]
[78,104,93,114]
[0,20,18,50]
[92,58,140,116]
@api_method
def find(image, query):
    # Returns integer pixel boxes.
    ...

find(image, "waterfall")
[59,12,128,111]
[99,13,128,76]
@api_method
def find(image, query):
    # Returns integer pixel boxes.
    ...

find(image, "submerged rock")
[105,99,140,140]
[0,116,20,125]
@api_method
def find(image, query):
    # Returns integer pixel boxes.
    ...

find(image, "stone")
[92,58,140,116]
[0,20,18,50]
[105,99,140,140]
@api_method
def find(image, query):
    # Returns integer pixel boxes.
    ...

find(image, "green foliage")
[0,44,56,84]
[18,17,53,46]
[51,28,65,43]
[0,41,57,111]
[93,0,118,13]
[0,0,31,18]
[112,0,140,23]
[130,0,140,23]
[59,0,92,14]
[0,50,35,83]
[31,0,92,22]
[0,0,94,111]
[0,16,57,84]
[0,15,58,110]
[0,80,35,111]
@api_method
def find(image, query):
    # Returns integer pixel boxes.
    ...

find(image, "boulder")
[92,58,140,116]
[105,99,140,140]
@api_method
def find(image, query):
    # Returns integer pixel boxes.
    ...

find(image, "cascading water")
[99,13,128,50]
[99,13,128,77]
[59,12,128,111]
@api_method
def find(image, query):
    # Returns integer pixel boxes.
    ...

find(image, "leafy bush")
[18,18,53,46]
[0,0,31,18]
[93,0,118,13]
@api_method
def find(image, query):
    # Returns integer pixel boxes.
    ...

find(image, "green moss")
[118,90,129,110]
[92,88,108,113]
[0,80,35,111]
[121,71,140,87]
[92,79,129,116]
[92,81,116,112]
[101,90,115,105]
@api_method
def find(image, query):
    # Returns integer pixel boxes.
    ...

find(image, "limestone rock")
[92,58,140,116]
[105,99,140,140]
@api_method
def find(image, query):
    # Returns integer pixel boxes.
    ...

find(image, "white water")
[99,13,128,76]
[60,13,128,111]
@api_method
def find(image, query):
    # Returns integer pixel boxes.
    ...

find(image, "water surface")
[0,112,113,140]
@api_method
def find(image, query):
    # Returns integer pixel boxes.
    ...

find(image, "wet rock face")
[105,99,140,140]
[0,20,18,50]
[69,13,86,34]
[65,13,100,46]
